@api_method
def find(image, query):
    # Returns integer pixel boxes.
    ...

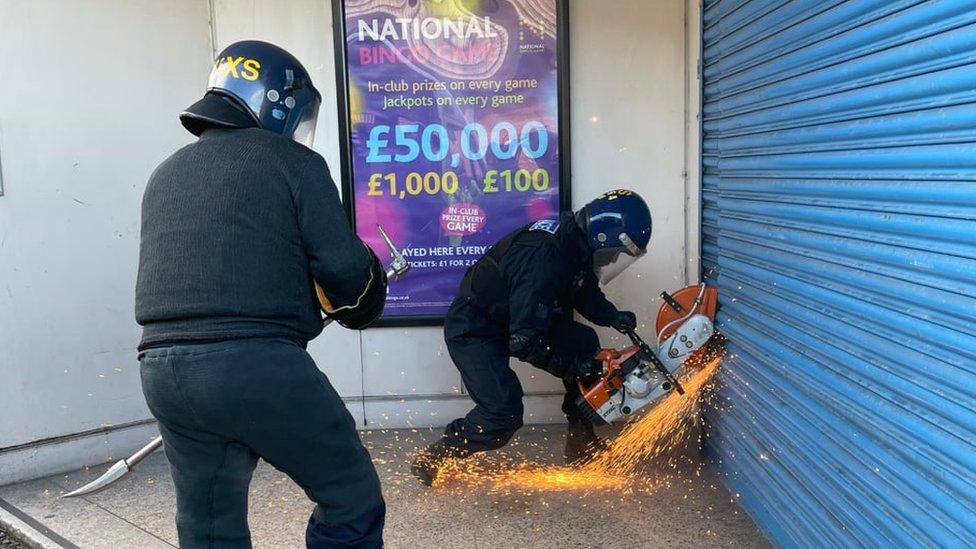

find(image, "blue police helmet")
[575,189,653,284]
[180,40,321,147]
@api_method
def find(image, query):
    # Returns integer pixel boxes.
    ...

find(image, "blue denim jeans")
[139,337,384,548]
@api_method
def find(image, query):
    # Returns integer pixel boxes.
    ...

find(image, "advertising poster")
[334,0,570,323]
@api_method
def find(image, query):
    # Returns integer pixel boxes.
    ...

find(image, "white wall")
[0,0,213,483]
[0,0,698,484]
[570,0,692,344]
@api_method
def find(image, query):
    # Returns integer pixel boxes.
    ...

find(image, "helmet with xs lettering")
[575,189,653,285]
[180,40,321,147]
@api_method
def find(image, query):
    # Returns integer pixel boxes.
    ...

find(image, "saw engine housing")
[577,284,718,424]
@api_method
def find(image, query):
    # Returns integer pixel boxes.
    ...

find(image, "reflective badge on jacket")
[529,219,559,234]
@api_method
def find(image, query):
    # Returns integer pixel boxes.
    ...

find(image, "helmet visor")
[292,100,319,148]
[594,251,639,285]
[593,233,646,285]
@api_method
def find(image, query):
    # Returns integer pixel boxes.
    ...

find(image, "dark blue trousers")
[442,299,600,453]
[139,337,384,549]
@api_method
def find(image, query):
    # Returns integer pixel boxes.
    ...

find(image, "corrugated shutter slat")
[701,1,976,546]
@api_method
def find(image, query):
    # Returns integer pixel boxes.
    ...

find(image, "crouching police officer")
[136,41,386,548]
[412,190,652,485]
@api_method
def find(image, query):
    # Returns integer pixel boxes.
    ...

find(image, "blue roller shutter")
[700,1,976,546]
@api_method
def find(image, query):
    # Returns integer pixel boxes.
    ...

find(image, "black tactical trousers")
[442,298,600,453]
[139,337,384,549]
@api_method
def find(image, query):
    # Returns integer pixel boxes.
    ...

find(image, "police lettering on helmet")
[181,40,321,148]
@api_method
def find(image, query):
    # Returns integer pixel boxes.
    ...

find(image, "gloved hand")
[570,357,603,383]
[610,310,637,334]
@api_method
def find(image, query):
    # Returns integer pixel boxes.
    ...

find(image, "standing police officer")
[412,190,653,486]
[136,41,386,548]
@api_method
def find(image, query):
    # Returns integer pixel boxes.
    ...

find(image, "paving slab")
[0,426,769,548]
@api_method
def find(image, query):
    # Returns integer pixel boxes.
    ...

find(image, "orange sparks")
[435,352,724,493]
[583,354,722,478]
[490,466,628,492]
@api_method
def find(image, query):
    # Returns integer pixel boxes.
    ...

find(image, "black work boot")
[411,439,469,486]
[564,418,609,465]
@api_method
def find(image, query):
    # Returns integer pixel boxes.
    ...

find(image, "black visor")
[180,93,259,136]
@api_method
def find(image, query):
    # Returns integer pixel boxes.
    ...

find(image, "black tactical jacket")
[458,213,618,376]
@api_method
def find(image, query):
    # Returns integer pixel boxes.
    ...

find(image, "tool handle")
[126,436,164,467]
[626,327,646,348]
[660,291,684,313]
[625,327,685,395]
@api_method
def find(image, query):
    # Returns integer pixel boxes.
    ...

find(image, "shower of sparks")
[433,340,725,493]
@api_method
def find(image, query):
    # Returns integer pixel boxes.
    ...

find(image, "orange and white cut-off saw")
[577,284,719,424]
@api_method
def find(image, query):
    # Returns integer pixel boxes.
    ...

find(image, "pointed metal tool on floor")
[65,226,411,498]
[62,436,162,497]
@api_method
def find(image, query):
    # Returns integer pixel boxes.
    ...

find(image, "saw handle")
[660,291,684,313]
[625,328,685,395]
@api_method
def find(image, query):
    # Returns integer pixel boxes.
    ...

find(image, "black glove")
[570,357,603,383]
[610,310,637,334]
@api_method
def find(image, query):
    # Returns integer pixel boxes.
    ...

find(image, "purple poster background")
[339,0,564,319]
